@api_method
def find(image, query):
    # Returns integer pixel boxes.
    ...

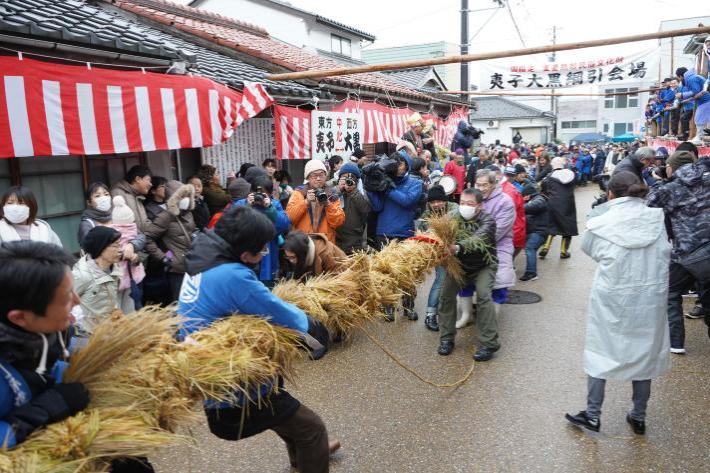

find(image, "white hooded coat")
[581,196,671,381]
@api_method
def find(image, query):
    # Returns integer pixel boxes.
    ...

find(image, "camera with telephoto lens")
[344,177,355,187]
[314,188,329,204]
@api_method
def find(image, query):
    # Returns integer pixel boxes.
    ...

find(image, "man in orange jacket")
[286,160,345,243]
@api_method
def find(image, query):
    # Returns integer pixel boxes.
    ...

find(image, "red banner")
[0,56,247,158]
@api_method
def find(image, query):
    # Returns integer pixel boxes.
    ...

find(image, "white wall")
[470,117,552,146]
[596,81,652,137]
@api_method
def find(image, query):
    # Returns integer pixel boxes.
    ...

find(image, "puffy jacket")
[659,87,675,107]
[680,69,710,105]
[524,193,549,235]
[0,322,70,448]
[677,85,696,111]
[110,180,151,233]
[451,120,474,152]
[444,160,466,195]
[452,208,498,277]
[367,156,424,238]
[335,189,371,254]
[482,187,516,289]
[234,198,290,281]
[501,180,526,249]
[576,152,592,174]
[286,186,345,243]
[541,168,578,236]
[302,233,347,278]
[647,157,710,260]
[144,185,196,274]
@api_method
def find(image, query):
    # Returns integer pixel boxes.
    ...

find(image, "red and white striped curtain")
[0,56,254,158]
[273,100,469,160]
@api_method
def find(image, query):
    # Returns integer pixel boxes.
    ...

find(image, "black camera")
[314,188,329,204]
[344,177,355,187]
[253,192,266,204]
[463,125,484,139]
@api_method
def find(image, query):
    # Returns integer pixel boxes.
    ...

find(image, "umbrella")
[569,132,609,145]
[611,132,641,143]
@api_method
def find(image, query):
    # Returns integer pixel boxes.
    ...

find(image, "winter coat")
[144,186,196,274]
[203,182,231,215]
[0,322,69,448]
[452,208,498,277]
[192,196,211,230]
[541,169,578,236]
[582,197,671,381]
[72,255,132,332]
[535,164,553,182]
[234,198,290,281]
[451,121,474,153]
[335,189,371,254]
[575,152,592,174]
[444,160,466,195]
[144,199,166,222]
[77,207,112,246]
[592,151,606,176]
[303,233,347,278]
[367,157,424,239]
[647,157,710,260]
[177,230,308,432]
[482,187,516,289]
[677,85,696,111]
[110,180,151,233]
[501,180,526,249]
[612,155,644,181]
[110,223,146,290]
[286,186,345,243]
[466,158,493,187]
[0,219,62,247]
[524,193,549,235]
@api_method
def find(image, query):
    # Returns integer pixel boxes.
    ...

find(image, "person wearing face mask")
[144,184,196,302]
[286,160,345,244]
[0,241,90,449]
[71,226,126,336]
[0,186,62,247]
[420,185,458,332]
[436,188,499,361]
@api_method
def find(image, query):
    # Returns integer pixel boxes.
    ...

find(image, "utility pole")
[549,25,558,142]
[460,0,469,103]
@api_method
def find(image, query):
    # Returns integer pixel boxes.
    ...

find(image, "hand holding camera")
[248,192,271,208]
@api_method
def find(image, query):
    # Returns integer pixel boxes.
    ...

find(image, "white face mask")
[3,204,30,224]
[459,205,478,221]
[94,195,112,212]
[178,197,190,211]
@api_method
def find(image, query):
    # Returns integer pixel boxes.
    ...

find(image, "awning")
[0,56,273,158]
[273,100,468,160]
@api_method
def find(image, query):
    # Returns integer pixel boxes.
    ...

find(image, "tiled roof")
[382,67,447,94]
[112,0,433,101]
[0,0,326,98]
[469,96,554,120]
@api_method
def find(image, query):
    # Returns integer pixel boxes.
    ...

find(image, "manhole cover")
[503,290,542,304]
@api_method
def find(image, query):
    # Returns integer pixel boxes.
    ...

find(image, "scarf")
[0,322,63,372]
[82,207,112,224]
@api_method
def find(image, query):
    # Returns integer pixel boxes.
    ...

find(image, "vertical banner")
[311,110,364,161]
[479,48,659,90]
[202,117,274,180]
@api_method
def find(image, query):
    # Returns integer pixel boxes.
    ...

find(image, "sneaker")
[403,307,419,321]
[473,345,499,362]
[519,272,538,281]
[424,313,439,331]
[565,411,600,432]
[538,248,548,259]
[437,340,454,356]
[626,414,646,435]
[685,305,706,319]
[670,347,686,354]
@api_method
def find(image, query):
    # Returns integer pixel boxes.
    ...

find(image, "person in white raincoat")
[565,171,671,436]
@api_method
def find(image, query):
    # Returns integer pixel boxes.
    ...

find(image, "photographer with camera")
[286,160,345,244]
[334,163,371,255]
[451,120,483,166]
[233,175,291,287]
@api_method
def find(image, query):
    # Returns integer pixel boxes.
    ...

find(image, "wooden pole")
[267,25,710,81]
[435,87,657,97]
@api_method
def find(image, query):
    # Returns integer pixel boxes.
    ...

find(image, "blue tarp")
[611,133,642,143]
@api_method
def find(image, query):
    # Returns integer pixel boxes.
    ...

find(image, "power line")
[504,0,526,47]
[468,7,501,43]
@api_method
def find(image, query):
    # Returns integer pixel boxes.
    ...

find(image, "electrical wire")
[504,0,527,47]
[468,7,501,43]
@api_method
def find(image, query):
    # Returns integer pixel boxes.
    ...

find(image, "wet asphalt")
[153,186,710,473]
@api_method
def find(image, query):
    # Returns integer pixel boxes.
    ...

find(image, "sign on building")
[311,110,364,161]
[479,48,659,90]
[202,118,274,182]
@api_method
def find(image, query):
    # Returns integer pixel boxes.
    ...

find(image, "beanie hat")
[521,183,538,197]
[303,159,328,179]
[427,185,448,202]
[111,195,135,224]
[339,163,361,179]
[228,178,251,200]
[666,151,695,171]
[82,225,121,259]
[655,146,669,158]
[244,166,267,184]
[454,148,465,155]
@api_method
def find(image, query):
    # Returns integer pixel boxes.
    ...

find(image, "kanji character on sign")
[546,73,562,88]
[318,116,325,129]
[628,61,647,78]
[326,131,335,152]
[526,73,544,88]
[316,131,326,152]
[344,132,353,151]
[608,65,624,81]
[587,68,603,84]
[565,71,584,86]
[507,74,523,88]
[490,73,504,89]
[353,132,361,150]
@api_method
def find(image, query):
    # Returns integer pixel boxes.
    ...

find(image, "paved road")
[153,187,710,472]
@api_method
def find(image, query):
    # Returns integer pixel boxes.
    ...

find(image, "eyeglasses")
[309,171,326,179]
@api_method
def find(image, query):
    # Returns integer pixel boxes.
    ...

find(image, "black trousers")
[680,109,693,140]
[667,261,710,348]
[670,109,680,135]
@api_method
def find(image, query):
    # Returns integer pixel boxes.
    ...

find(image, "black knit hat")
[521,183,538,197]
[427,185,448,202]
[81,226,121,259]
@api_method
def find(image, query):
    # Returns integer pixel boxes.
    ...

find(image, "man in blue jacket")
[451,120,475,165]
[659,78,675,136]
[676,67,710,145]
[575,148,593,186]
[177,205,338,473]
[367,151,424,320]
[0,241,89,448]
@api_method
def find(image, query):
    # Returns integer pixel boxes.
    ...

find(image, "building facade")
[659,16,710,77]
[469,97,554,145]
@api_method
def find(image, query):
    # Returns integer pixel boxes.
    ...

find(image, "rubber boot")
[539,235,554,259]
[560,236,571,259]
[456,296,474,329]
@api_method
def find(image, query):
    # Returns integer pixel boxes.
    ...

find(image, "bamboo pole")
[267,25,710,82]
[435,87,658,97]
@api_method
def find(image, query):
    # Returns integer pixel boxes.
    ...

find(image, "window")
[627,123,634,132]
[628,87,639,108]
[613,123,630,136]
[87,153,143,188]
[18,156,84,253]
[331,34,352,57]
[605,88,639,109]
[561,120,596,129]
[615,88,628,109]
[0,159,10,194]
[603,123,609,133]
[604,89,614,109]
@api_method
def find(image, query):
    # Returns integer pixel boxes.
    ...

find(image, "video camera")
[462,125,484,139]
[361,153,399,193]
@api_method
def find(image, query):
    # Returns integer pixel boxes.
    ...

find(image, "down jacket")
[286,186,345,243]
[541,168,578,237]
[482,187,516,289]
[144,184,196,274]
[501,179,526,249]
